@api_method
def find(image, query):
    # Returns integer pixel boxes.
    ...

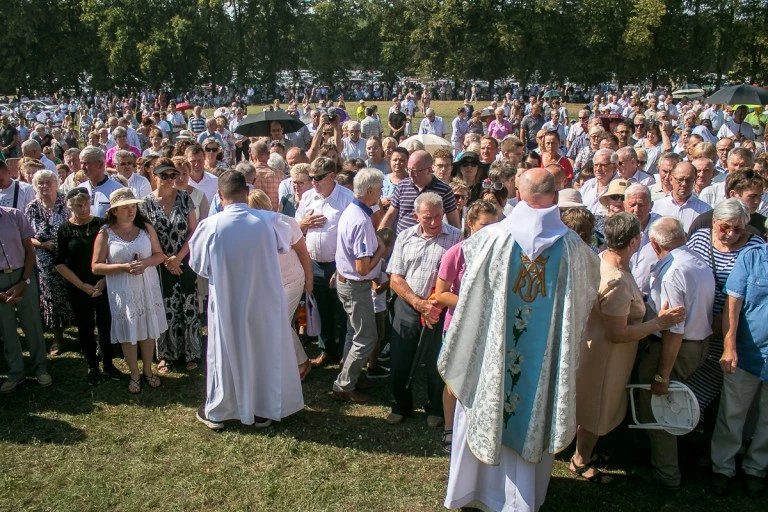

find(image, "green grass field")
[1,329,763,511]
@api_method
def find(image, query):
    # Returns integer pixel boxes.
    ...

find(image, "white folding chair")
[626,381,700,435]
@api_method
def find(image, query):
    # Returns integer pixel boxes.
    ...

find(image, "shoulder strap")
[12,181,19,209]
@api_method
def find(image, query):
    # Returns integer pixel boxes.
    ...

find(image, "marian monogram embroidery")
[512,253,549,303]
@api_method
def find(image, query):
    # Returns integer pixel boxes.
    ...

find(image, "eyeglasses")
[454,194,467,201]
[482,180,505,191]
[293,180,308,186]
[308,173,330,182]
[205,147,218,152]
[605,194,624,202]
[323,131,333,135]
[671,176,695,185]
[159,173,179,180]
[407,166,431,175]
[715,221,745,236]
[459,161,479,167]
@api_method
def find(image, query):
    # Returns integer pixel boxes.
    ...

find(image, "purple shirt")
[0,206,34,270]
[335,199,379,281]
[437,241,466,331]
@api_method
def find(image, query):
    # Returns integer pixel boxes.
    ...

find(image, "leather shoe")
[332,390,370,404]
[711,473,732,496]
[386,412,405,425]
[426,415,444,428]
[311,352,331,368]
[745,475,766,498]
[0,379,23,394]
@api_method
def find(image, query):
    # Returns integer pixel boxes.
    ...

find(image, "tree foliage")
[0,0,765,94]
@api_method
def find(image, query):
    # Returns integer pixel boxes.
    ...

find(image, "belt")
[649,334,706,343]
[337,274,371,284]
[1,267,21,274]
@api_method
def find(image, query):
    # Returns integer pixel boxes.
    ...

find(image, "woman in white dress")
[92,188,168,394]
[248,189,314,380]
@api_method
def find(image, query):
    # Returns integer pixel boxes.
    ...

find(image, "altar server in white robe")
[438,168,599,512]
[189,169,304,429]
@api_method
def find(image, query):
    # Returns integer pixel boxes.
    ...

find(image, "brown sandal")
[142,373,161,388]
[128,378,141,394]
[569,456,613,484]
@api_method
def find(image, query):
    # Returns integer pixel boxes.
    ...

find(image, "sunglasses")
[605,194,624,201]
[205,147,218,152]
[323,131,333,135]
[308,173,330,182]
[482,180,505,191]
[159,173,180,180]
[454,194,467,201]
[460,160,479,167]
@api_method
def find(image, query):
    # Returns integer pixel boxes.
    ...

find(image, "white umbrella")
[398,133,452,155]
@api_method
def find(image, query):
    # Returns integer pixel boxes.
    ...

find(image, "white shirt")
[651,194,712,231]
[692,125,718,144]
[625,170,655,186]
[701,108,725,132]
[0,180,35,212]
[580,176,617,214]
[698,182,726,209]
[717,119,755,141]
[629,213,660,294]
[125,172,153,199]
[188,171,219,204]
[40,155,57,172]
[126,126,142,149]
[341,137,366,161]
[418,116,447,137]
[294,183,354,262]
[647,245,715,340]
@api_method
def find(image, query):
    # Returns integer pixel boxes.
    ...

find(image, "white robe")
[189,203,304,424]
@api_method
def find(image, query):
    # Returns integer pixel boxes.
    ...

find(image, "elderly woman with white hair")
[105,126,140,168]
[685,198,765,449]
[25,169,73,354]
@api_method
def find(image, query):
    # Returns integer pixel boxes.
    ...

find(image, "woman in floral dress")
[25,170,73,354]
[141,158,200,372]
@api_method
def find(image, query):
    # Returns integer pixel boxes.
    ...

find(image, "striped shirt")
[391,175,457,235]
[387,222,462,299]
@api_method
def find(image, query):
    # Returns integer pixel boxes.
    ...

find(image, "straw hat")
[598,179,629,207]
[108,187,143,210]
[557,188,586,208]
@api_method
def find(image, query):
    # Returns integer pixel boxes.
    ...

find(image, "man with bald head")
[652,162,712,231]
[439,167,599,511]
[379,149,460,234]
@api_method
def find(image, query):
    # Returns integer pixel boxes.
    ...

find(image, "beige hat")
[598,179,629,207]
[108,187,143,210]
[557,188,586,209]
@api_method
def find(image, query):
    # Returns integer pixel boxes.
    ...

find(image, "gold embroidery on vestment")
[512,253,548,302]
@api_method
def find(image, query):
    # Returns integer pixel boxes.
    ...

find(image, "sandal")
[142,373,161,388]
[49,343,61,356]
[441,429,453,454]
[128,377,141,394]
[157,360,171,375]
[569,456,613,484]
[185,360,198,371]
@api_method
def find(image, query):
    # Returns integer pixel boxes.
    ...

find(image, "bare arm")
[719,295,743,374]
[292,235,314,295]
[354,242,387,277]
[650,330,683,395]
[92,230,130,275]
[434,277,458,309]
[602,301,685,344]
[378,205,398,230]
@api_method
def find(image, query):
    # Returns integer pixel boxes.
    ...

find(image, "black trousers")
[390,297,444,417]
[68,286,114,370]
[312,260,346,359]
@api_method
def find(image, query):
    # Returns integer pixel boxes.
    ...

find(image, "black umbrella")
[406,320,443,389]
[234,110,306,137]
[704,84,768,106]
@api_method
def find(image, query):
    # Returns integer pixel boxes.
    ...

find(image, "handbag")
[305,292,321,337]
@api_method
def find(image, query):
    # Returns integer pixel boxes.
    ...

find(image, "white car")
[22,100,57,111]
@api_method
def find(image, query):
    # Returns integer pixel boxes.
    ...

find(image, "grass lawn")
[1,330,763,511]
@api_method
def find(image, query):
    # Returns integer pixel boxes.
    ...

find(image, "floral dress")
[141,191,201,363]
[218,128,236,166]
[25,194,73,328]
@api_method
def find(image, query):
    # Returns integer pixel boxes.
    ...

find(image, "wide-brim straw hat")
[108,187,143,210]
[598,179,629,207]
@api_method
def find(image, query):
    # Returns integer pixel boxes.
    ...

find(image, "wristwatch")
[653,374,669,384]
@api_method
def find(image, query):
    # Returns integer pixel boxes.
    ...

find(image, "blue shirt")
[335,199,378,281]
[83,175,123,217]
[724,245,768,380]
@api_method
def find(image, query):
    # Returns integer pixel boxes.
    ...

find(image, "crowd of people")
[1,85,767,511]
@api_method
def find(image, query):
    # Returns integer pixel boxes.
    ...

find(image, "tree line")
[1,0,766,95]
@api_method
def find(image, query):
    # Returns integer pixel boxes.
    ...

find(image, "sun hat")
[557,188,586,208]
[108,187,143,210]
[598,179,629,207]
[152,163,178,176]
[175,130,195,141]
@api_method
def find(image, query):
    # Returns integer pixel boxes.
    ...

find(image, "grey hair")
[624,183,651,202]
[413,191,444,213]
[713,198,750,225]
[649,217,686,249]
[80,146,106,163]
[353,168,384,197]
[347,121,361,131]
[113,149,136,163]
[616,146,637,162]
[402,139,425,153]
[21,139,41,153]
[267,153,287,174]
[31,169,60,193]
[235,161,257,181]
[604,212,641,251]
[659,151,682,166]
[64,147,80,157]
[593,148,618,164]
[112,126,127,138]
[728,147,755,167]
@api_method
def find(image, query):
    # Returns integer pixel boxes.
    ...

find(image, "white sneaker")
[196,405,224,430]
